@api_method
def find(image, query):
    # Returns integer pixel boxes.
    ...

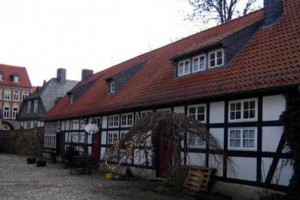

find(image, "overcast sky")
[0,0,202,86]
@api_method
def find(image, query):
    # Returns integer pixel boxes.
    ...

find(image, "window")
[4,89,11,100]
[188,104,206,123]
[107,131,119,144]
[108,115,119,128]
[33,99,38,113]
[192,55,206,72]
[0,73,3,81]
[229,128,257,150]
[110,81,116,94]
[178,59,191,76]
[3,106,10,119]
[187,133,205,148]
[93,117,101,128]
[140,110,153,119]
[120,130,128,140]
[13,75,19,83]
[229,99,257,121]
[0,89,2,100]
[27,101,31,114]
[208,49,224,68]
[22,91,29,100]
[13,90,20,101]
[121,113,134,127]
[12,107,18,119]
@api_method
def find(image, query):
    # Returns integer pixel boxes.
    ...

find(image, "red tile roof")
[44,0,300,121]
[0,64,32,88]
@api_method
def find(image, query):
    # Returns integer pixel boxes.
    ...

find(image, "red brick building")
[0,64,32,130]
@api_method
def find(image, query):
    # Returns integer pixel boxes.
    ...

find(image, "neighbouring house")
[0,64,32,130]
[18,68,79,129]
[43,0,300,196]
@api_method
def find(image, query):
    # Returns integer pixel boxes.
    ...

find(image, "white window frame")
[177,59,191,76]
[27,101,31,114]
[208,49,224,69]
[121,113,134,127]
[3,106,10,119]
[13,75,19,83]
[12,107,18,119]
[22,91,29,100]
[13,90,20,101]
[120,130,128,140]
[140,110,153,119]
[107,131,119,144]
[229,98,257,122]
[33,99,38,113]
[108,114,119,128]
[187,132,206,148]
[228,128,257,150]
[110,81,116,94]
[4,89,11,100]
[192,54,206,73]
[187,104,207,123]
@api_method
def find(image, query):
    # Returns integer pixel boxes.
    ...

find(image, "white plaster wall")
[209,154,223,176]
[133,149,152,166]
[262,126,283,152]
[261,158,293,186]
[263,95,286,121]
[173,106,185,113]
[209,128,224,149]
[156,108,171,113]
[186,152,206,166]
[102,116,107,129]
[101,131,107,145]
[227,157,256,181]
[100,147,106,159]
[209,101,225,124]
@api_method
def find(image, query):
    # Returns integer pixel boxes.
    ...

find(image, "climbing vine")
[280,91,300,195]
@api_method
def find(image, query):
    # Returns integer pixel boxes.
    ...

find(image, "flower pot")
[104,172,113,180]
[36,160,46,167]
[27,158,36,164]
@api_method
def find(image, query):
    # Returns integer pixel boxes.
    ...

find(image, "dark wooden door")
[159,136,171,178]
[56,132,65,156]
[92,133,100,168]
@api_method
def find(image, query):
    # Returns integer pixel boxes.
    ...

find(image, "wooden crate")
[183,166,214,192]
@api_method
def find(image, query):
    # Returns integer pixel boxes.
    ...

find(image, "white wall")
[227,157,256,181]
[262,126,283,152]
[263,95,285,121]
[210,101,225,123]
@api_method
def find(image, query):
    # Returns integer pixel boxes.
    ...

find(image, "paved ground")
[0,154,197,200]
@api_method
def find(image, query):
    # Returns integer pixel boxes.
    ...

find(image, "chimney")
[57,68,66,84]
[82,69,93,81]
[264,0,283,26]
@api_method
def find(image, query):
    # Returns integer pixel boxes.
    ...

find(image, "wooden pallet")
[183,166,214,192]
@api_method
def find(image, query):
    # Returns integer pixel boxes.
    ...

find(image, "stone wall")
[0,128,44,157]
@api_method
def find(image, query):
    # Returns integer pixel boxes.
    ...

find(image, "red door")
[92,133,100,168]
[159,136,171,178]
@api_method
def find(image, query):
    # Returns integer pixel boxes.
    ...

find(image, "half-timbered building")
[43,0,300,196]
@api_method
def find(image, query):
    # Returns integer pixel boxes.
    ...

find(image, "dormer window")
[192,54,206,72]
[208,49,224,68]
[176,48,225,77]
[178,59,191,76]
[10,74,20,83]
[109,81,116,94]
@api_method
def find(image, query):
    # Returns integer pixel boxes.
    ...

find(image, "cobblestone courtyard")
[0,154,193,200]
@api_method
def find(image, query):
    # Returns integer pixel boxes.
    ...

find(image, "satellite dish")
[84,123,99,134]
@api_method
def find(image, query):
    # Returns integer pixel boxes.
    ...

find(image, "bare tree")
[188,0,260,24]
[104,112,223,190]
